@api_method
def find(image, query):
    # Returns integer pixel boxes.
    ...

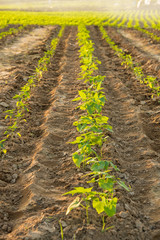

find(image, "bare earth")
[0,25,160,240]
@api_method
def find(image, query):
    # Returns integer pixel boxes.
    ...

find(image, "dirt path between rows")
[118,29,160,62]
[0,26,160,240]
[0,25,59,144]
[0,25,55,95]
[0,25,83,240]
[0,25,20,34]
[89,25,160,240]
[106,27,160,80]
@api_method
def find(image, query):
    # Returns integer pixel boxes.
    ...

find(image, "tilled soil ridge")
[0,25,60,150]
[2,26,83,240]
[0,25,57,95]
[89,25,160,240]
[105,26,160,80]
[0,26,159,240]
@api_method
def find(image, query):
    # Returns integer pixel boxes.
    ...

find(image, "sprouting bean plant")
[64,25,129,231]
[0,26,65,156]
[99,25,160,101]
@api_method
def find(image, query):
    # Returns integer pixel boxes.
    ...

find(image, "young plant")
[0,26,65,156]
[99,25,160,101]
[65,25,129,230]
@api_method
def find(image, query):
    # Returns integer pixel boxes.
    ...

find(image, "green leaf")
[96,116,109,124]
[91,161,109,171]
[109,161,119,171]
[3,149,7,154]
[63,187,93,196]
[79,90,86,100]
[87,177,96,183]
[86,104,94,114]
[70,136,83,144]
[72,153,84,168]
[5,115,9,120]
[104,197,117,217]
[95,103,102,113]
[94,92,99,101]
[98,178,114,192]
[117,180,130,191]
[92,198,105,214]
[77,123,87,132]
[105,125,113,132]
[17,132,21,138]
[72,97,81,102]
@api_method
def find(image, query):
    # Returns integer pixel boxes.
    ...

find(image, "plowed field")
[0,25,160,240]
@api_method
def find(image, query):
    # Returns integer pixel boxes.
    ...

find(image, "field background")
[0,0,146,11]
[0,2,160,240]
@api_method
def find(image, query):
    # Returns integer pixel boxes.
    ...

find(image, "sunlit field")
[0,3,160,240]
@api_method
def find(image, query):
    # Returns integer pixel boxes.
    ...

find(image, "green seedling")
[99,25,160,100]
[65,24,130,231]
[0,26,65,156]
[64,187,117,226]
[59,220,64,240]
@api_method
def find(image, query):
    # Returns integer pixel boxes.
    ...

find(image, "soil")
[0,25,21,34]
[0,25,160,240]
[105,26,160,79]
[0,25,60,139]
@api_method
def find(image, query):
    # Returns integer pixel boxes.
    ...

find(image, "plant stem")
[102,214,105,232]
[86,204,90,225]
[59,220,64,240]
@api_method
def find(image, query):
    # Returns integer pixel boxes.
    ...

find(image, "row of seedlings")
[129,13,160,42]
[107,11,160,42]
[127,14,160,42]
[0,25,26,40]
[107,11,160,43]
[135,27,160,42]
[64,25,129,231]
[0,26,65,155]
[99,25,160,100]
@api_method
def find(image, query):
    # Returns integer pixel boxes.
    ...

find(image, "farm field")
[0,10,160,240]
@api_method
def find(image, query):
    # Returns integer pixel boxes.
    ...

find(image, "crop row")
[103,10,160,29]
[0,25,25,40]
[0,26,65,156]
[102,10,160,42]
[0,11,107,26]
[0,10,160,28]
[64,25,129,230]
[99,25,160,100]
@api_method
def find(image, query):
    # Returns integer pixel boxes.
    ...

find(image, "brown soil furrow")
[119,28,160,61]
[89,25,160,240]
[0,26,73,239]
[147,28,160,38]
[97,29,151,103]
[0,25,38,50]
[0,26,57,95]
[102,26,160,165]
[3,26,83,240]
[0,24,21,34]
[0,25,159,240]
[0,26,60,143]
[105,27,160,79]
[0,24,47,45]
